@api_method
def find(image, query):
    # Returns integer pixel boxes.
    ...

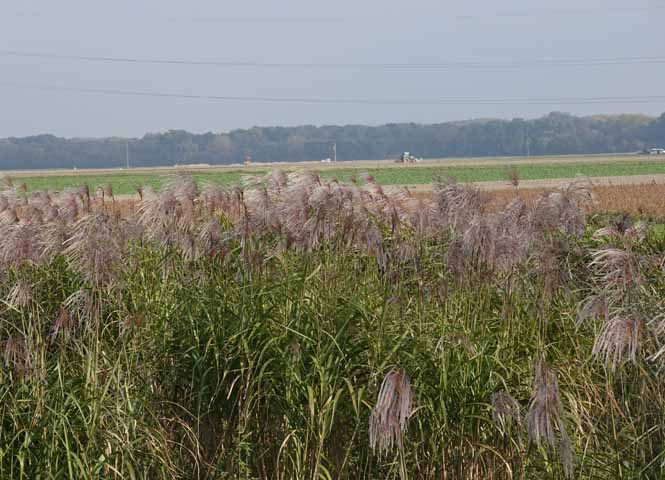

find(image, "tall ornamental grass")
[0,172,665,478]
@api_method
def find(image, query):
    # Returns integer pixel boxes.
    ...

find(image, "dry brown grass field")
[490,182,665,217]
[104,179,665,219]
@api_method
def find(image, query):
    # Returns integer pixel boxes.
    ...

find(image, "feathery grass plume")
[403,190,434,235]
[593,218,647,244]
[491,391,522,436]
[589,247,643,295]
[494,199,533,271]
[56,190,82,223]
[20,204,44,225]
[176,230,198,262]
[592,226,621,241]
[65,213,126,287]
[244,183,277,233]
[40,202,60,223]
[526,359,574,479]
[138,176,201,251]
[369,367,413,455]
[64,289,96,327]
[5,278,34,310]
[433,178,488,233]
[29,190,52,209]
[77,185,91,214]
[576,293,609,327]
[170,174,199,201]
[462,214,498,271]
[265,169,288,192]
[592,313,643,371]
[647,312,665,361]
[531,238,569,305]
[200,183,227,213]
[199,218,225,258]
[498,196,529,229]
[0,207,18,225]
[1,335,31,374]
[48,304,77,343]
[530,178,593,236]
[625,220,647,242]
[0,222,44,268]
[40,217,69,262]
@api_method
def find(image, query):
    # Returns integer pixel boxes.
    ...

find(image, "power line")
[5,5,664,23]
[170,6,665,22]
[0,81,663,106]
[1,50,664,70]
[453,5,665,19]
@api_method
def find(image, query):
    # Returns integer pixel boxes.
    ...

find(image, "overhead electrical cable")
[5,4,665,23]
[1,50,664,70]
[0,81,663,106]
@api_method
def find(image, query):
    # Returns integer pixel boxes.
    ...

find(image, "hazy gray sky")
[1,0,664,137]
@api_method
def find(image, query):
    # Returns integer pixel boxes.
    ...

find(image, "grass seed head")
[526,359,574,478]
[6,279,35,310]
[369,368,413,455]
[2,335,31,374]
[491,391,522,435]
[592,313,642,371]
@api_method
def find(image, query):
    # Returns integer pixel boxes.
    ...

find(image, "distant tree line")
[1,111,665,170]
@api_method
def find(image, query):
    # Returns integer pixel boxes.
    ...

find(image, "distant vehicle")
[637,148,665,155]
[395,152,421,164]
[321,158,332,163]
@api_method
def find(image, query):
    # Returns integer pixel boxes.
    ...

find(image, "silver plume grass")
[491,390,522,436]
[369,367,412,454]
[2,335,31,374]
[592,313,642,371]
[526,359,574,479]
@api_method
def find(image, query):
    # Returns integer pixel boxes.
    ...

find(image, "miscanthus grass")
[1,172,665,478]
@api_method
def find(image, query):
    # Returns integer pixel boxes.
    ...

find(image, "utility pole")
[125,141,130,169]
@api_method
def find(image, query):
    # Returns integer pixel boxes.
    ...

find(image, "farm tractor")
[395,152,421,164]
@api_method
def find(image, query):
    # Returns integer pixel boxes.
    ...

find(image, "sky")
[0,0,664,138]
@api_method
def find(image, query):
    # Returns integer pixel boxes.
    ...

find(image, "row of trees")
[1,112,664,170]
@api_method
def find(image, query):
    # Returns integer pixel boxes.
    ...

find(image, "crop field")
[6,155,665,195]
[2,170,665,478]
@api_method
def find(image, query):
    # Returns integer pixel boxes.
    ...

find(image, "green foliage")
[0,225,665,478]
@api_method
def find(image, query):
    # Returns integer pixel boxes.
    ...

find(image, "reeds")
[526,359,574,479]
[0,171,662,478]
[369,368,413,454]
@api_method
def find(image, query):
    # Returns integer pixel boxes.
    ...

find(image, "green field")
[9,158,665,195]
